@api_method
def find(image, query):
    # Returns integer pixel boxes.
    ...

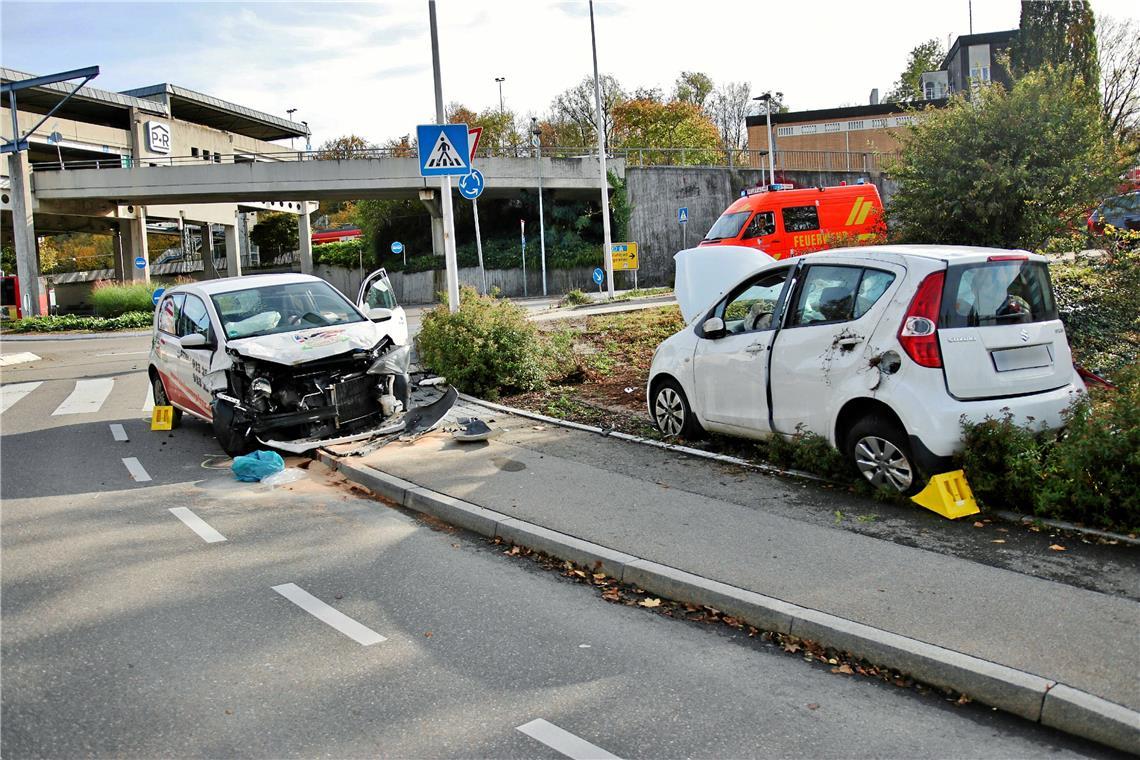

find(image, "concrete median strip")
[318,450,1140,754]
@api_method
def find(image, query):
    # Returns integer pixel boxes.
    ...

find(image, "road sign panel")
[458,168,485,200]
[467,127,482,162]
[391,241,404,255]
[592,267,604,285]
[134,256,146,270]
[610,242,639,271]
[417,123,470,177]
[151,287,165,305]
[678,207,688,224]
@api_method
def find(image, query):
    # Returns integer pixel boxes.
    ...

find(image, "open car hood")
[225,322,383,365]
[673,246,775,322]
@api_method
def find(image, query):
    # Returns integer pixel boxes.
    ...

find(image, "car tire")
[151,372,183,428]
[211,398,254,458]
[651,378,703,440]
[845,415,921,495]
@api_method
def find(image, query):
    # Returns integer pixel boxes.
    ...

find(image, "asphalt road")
[0,335,1123,758]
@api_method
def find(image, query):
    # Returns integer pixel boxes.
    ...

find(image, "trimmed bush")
[314,239,369,269]
[91,282,156,317]
[4,311,152,333]
[415,287,547,399]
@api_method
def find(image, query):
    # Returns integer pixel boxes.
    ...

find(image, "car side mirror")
[179,333,212,349]
[367,307,393,322]
[702,316,726,338]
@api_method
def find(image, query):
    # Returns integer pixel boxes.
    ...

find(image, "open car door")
[358,268,409,347]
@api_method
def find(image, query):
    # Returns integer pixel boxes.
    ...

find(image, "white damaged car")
[648,245,1087,493]
[148,269,436,456]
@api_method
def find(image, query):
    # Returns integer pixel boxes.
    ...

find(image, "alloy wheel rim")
[655,388,685,436]
[854,435,913,491]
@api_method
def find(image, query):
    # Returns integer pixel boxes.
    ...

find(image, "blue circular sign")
[390,241,404,255]
[592,267,604,285]
[457,168,485,200]
[151,287,165,306]
[134,256,147,270]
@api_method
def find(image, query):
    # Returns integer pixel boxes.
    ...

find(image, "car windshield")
[211,281,365,340]
[703,211,751,241]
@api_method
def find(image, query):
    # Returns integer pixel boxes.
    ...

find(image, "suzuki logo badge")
[1019,329,1030,343]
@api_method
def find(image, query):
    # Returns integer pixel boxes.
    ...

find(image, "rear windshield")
[940,261,1058,328]
[704,211,750,241]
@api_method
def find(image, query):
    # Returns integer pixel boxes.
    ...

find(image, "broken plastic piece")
[911,469,980,519]
[261,467,307,486]
[419,376,448,387]
[453,418,498,442]
[402,385,459,440]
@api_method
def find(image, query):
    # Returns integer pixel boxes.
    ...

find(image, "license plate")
[991,344,1053,372]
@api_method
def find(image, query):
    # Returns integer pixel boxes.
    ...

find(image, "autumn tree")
[1011,0,1099,89]
[612,97,721,165]
[1098,15,1140,147]
[672,72,714,109]
[886,39,945,102]
[708,81,756,151]
[549,74,626,149]
[316,134,375,160]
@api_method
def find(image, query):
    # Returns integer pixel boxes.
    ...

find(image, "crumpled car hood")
[673,245,775,322]
[225,322,384,365]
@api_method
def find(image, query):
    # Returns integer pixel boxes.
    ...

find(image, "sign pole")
[473,197,487,294]
[428,0,461,313]
[520,219,527,297]
[589,0,614,299]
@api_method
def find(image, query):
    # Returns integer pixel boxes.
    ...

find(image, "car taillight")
[898,272,945,368]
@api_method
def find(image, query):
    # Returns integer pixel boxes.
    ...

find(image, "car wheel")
[845,415,920,495]
[652,378,703,440]
[151,373,183,428]
[211,398,254,458]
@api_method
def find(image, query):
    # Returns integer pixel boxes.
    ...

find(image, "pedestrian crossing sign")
[417,123,471,177]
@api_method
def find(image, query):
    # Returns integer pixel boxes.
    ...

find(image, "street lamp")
[494,77,505,116]
[286,107,298,150]
[531,117,547,296]
[752,92,781,186]
[589,0,614,298]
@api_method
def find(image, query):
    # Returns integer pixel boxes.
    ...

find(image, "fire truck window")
[742,211,776,240]
[782,205,820,233]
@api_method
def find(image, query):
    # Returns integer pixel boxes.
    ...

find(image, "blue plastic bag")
[232,450,285,482]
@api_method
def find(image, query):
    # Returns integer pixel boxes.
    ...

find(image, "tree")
[887,67,1123,250]
[549,74,626,148]
[611,97,722,165]
[708,81,756,151]
[1098,15,1140,148]
[886,39,945,102]
[672,72,714,109]
[250,212,299,256]
[316,134,374,160]
[1012,0,1099,89]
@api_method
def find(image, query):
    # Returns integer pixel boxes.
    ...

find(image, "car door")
[768,262,903,436]
[154,292,185,403]
[171,293,217,418]
[358,268,408,346]
[691,266,793,434]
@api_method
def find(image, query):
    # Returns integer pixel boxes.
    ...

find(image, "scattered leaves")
[973,521,986,528]
[991,539,1006,544]
[831,664,854,675]
[1049,544,1067,551]
[638,598,662,608]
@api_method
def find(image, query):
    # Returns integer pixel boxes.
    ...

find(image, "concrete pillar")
[119,208,150,283]
[224,224,241,277]
[201,224,219,279]
[418,189,444,257]
[7,151,42,316]
[298,207,313,274]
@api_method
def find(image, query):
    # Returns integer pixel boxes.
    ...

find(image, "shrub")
[561,289,591,306]
[4,311,152,333]
[415,287,547,399]
[957,410,1046,512]
[90,282,156,317]
[755,426,853,483]
[314,239,369,269]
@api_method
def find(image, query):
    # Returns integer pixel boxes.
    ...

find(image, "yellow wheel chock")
[151,405,175,431]
[911,469,980,519]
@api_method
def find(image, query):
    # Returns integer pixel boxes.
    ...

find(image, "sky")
[3,0,1139,149]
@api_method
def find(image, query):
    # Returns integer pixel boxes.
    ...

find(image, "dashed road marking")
[0,352,41,367]
[110,423,129,442]
[121,457,151,482]
[168,507,226,543]
[52,378,114,415]
[0,382,42,414]
[516,719,621,760]
[271,583,386,646]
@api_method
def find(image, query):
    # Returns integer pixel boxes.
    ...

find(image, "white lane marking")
[0,382,42,414]
[121,457,152,482]
[142,384,155,412]
[52,378,115,415]
[0,352,41,367]
[110,423,129,442]
[516,720,621,760]
[271,583,386,646]
[168,507,226,543]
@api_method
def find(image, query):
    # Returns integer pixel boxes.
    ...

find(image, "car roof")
[809,244,1044,264]
[165,273,331,297]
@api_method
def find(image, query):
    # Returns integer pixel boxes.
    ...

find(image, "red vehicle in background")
[1,275,22,319]
[311,226,362,245]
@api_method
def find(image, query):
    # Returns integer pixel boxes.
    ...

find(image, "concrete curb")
[318,451,1140,754]
[0,330,150,342]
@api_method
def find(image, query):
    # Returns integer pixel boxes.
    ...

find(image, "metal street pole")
[428,0,461,313]
[520,219,527,297]
[765,104,775,185]
[531,118,547,296]
[473,197,487,294]
[495,77,505,116]
[589,0,614,299]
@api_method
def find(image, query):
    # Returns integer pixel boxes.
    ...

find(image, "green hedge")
[90,283,156,317]
[4,311,153,333]
[313,239,368,269]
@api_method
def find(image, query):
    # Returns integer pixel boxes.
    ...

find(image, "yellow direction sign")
[610,242,639,271]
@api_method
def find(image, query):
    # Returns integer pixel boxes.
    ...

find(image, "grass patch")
[607,287,672,302]
[90,282,156,317]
